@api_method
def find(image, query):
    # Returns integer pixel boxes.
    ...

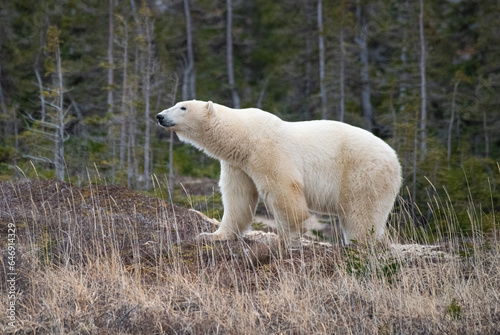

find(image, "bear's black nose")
[156,114,164,122]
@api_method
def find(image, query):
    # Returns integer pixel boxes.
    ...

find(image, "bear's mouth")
[156,114,175,128]
[158,120,175,128]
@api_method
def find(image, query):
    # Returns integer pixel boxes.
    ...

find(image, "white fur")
[157,100,402,244]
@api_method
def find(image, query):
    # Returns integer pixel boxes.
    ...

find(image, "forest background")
[0,0,499,238]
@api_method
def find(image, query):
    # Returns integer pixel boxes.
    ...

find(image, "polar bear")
[156,100,401,245]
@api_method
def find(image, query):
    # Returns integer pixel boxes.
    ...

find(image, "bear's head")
[156,100,215,145]
[156,100,214,131]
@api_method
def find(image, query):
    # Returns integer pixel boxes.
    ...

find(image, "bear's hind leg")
[198,162,258,241]
[338,198,390,245]
[262,178,309,247]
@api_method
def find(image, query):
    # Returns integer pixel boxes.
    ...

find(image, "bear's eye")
[180,106,187,111]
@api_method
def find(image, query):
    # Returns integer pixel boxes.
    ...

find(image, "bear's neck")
[178,114,250,166]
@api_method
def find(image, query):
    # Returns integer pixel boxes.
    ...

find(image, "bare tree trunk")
[120,20,129,169]
[34,68,46,126]
[183,0,196,100]
[133,47,139,184]
[356,1,373,132]
[142,12,154,189]
[399,1,409,112]
[13,113,18,164]
[412,108,418,215]
[0,37,8,138]
[0,63,6,118]
[419,0,427,158]
[483,109,489,158]
[127,45,140,188]
[169,75,179,197]
[226,0,240,108]
[301,35,312,120]
[168,131,174,194]
[399,43,408,112]
[127,119,135,188]
[389,92,397,148]
[447,80,459,164]
[54,42,65,181]
[303,35,312,120]
[317,0,327,119]
[339,29,345,123]
[129,0,139,24]
[107,0,114,114]
[26,27,69,180]
[256,77,269,110]
[182,61,190,101]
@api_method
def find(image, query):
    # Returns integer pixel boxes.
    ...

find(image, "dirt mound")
[1,180,208,238]
[0,180,219,273]
[1,180,344,280]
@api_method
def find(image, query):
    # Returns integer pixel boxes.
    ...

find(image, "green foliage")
[343,231,401,283]
[446,298,462,320]
[172,145,220,179]
[343,245,401,285]
[0,145,15,163]
[38,227,57,266]
[457,242,475,259]
[172,189,223,220]
[423,157,500,239]
[0,162,12,180]
[45,25,61,54]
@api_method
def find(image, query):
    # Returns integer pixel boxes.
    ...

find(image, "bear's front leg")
[197,162,258,242]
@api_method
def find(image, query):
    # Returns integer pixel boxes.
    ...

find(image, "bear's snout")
[156,113,175,128]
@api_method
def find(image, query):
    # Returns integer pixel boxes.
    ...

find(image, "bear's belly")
[303,180,340,215]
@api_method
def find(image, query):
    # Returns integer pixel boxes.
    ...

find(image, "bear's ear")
[206,101,214,114]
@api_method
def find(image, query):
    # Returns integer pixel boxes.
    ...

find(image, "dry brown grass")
[1,179,499,334]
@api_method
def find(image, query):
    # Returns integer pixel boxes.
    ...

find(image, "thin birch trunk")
[317,0,327,119]
[120,20,128,169]
[389,92,397,148]
[483,109,489,158]
[447,81,459,164]
[226,0,240,108]
[107,0,114,114]
[129,0,139,24]
[13,114,18,165]
[419,0,427,158]
[357,1,373,132]
[183,0,195,99]
[35,68,46,126]
[257,77,269,110]
[127,119,134,188]
[169,75,179,197]
[127,46,139,188]
[133,47,139,183]
[304,35,312,120]
[0,30,8,138]
[339,29,345,123]
[54,43,65,181]
[412,108,418,216]
[143,15,153,189]
[107,0,115,180]
[399,0,409,112]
